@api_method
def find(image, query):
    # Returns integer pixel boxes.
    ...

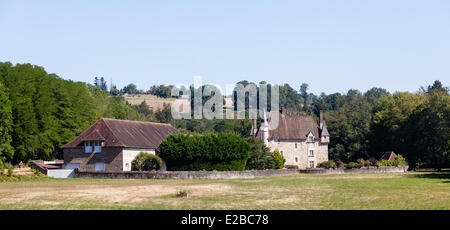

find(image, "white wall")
[122,149,156,171]
[47,169,75,178]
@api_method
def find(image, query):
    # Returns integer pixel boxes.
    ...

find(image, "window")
[84,141,102,153]
[84,141,92,153]
[308,136,314,143]
[95,163,105,171]
[295,157,298,163]
[309,150,314,157]
[66,163,80,169]
[280,151,283,155]
[309,161,315,168]
[295,143,298,149]
[125,163,130,169]
[94,141,102,153]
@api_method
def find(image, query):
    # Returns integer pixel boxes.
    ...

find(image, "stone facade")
[63,147,157,172]
[253,110,330,170]
[63,147,124,172]
[267,139,328,169]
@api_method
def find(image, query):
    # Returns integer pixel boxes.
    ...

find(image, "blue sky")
[0,0,449,95]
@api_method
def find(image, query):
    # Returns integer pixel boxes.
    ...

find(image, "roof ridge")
[101,118,125,146]
[101,118,172,126]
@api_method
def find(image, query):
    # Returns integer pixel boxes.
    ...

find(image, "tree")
[122,83,138,94]
[364,87,389,104]
[325,90,372,162]
[0,83,13,161]
[245,137,278,170]
[94,77,108,92]
[369,92,423,158]
[402,90,450,170]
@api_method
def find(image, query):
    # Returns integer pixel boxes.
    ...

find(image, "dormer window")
[307,132,315,143]
[84,141,92,153]
[84,141,102,153]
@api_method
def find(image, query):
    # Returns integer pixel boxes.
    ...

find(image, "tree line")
[0,62,140,164]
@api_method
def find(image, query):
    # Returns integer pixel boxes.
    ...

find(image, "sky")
[0,0,449,95]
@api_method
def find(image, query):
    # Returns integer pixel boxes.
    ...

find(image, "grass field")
[0,172,449,210]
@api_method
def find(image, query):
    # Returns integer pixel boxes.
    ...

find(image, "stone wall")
[75,169,300,179]
[300,166,409,174]
[63,147,123,172]
[74,166,408,179]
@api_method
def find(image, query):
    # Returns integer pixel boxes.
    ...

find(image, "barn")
[61,118,179,172]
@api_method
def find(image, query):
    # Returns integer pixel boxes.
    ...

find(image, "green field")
[0,172,449,210]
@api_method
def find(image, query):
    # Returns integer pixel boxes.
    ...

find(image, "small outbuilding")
[380,151,398,161]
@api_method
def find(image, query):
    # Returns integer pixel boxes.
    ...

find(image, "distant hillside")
[124,94,175,111]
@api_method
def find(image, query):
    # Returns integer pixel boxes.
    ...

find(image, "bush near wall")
[159,132,250,171]
[132,152,162,171]
[317,160,337,169]
[318,155,408,169]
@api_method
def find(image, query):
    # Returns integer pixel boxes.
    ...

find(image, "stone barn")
[62,118,179,172]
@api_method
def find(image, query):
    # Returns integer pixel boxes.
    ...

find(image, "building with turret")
[251,110,330,169]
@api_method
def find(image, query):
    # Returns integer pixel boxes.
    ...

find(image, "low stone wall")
[300,166,409,174]
[74,166,409,179]
[74,169,300,179]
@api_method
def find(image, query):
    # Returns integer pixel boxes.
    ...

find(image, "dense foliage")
[245,137,284,170]
[159,132,250,171]
[131,152,162,171]
[0,62,141,164]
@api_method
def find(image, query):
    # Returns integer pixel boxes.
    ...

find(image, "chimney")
[319,110,324,128]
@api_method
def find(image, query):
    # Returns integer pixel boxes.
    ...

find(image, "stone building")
[251,110,330,169]
[61,118,178,172]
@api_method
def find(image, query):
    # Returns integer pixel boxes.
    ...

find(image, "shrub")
[7,163,13,177]
[345,162,361,169]
[335,160,345,168]
[159,132,250,171]
[273,149,286,169]
[285,165,299,169]
[132,152,162,171]
[376,155,407,167]
[245,137,278,170]
[0,160,4,175]
[357,158,371,167]
[317,160,337,169]
[394,155,407,166]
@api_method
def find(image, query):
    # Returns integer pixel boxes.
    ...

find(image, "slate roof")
[257,111,320,140]
[62,118,179,149]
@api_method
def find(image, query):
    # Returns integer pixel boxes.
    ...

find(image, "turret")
[320,120,330,144]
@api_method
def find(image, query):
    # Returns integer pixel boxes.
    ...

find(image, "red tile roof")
[62,118,179,149]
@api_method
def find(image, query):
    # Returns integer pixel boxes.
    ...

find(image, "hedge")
[159,132,250,171]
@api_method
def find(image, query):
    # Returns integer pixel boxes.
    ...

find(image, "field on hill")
[124,94,176,111]
[0,172,448,210]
